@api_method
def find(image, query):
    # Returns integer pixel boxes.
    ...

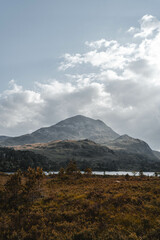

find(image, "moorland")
[1,165,160,240]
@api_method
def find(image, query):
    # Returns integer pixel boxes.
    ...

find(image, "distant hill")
[14,139,160,172]
[0,115,119,146]
[107,134,156,159]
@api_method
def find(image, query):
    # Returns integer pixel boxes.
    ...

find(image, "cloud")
[60,15,160,85]
[60,40,136,71]
[1,15,160,149]
[85,39,117,49]
[0,80,44,132]
[59,53,83,71]
[134,15,160,38]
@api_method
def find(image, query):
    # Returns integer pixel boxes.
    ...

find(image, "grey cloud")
[128,59,154,78]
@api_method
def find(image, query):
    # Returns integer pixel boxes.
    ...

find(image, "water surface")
[44,171,156,176]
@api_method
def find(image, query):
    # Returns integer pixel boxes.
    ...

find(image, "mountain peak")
[55,115,103,125]
[55,115,92,125]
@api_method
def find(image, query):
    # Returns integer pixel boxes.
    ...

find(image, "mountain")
[107,134,156,159]
[14,139,160,171]
[0,115,119,146]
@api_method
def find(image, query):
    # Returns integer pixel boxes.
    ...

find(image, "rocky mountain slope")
[153,150,160,160]
[0,115,119,146]
[106,134,156,159]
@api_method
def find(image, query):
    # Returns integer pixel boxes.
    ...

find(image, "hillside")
[14,139,160,171]
[0,115,119,146]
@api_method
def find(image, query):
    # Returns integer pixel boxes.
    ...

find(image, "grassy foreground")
[1,169,160,240]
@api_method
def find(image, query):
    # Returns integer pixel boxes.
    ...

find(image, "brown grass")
[1,173,160,239]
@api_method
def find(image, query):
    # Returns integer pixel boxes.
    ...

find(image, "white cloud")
[60,15,160,86]
[134,14,160,38]
[128,27,137,34]
[60,40,136,71]
[59,53,83,71]
[0,80,44,131]
[85,39,117,49]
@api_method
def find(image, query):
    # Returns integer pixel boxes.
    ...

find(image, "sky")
[1,0,160,149]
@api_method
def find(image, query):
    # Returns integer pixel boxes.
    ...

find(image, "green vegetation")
[1,165,160,239]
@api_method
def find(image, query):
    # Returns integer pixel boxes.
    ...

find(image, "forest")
[1,162,160,240]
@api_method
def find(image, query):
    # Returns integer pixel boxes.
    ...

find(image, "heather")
[1,167,160,240]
